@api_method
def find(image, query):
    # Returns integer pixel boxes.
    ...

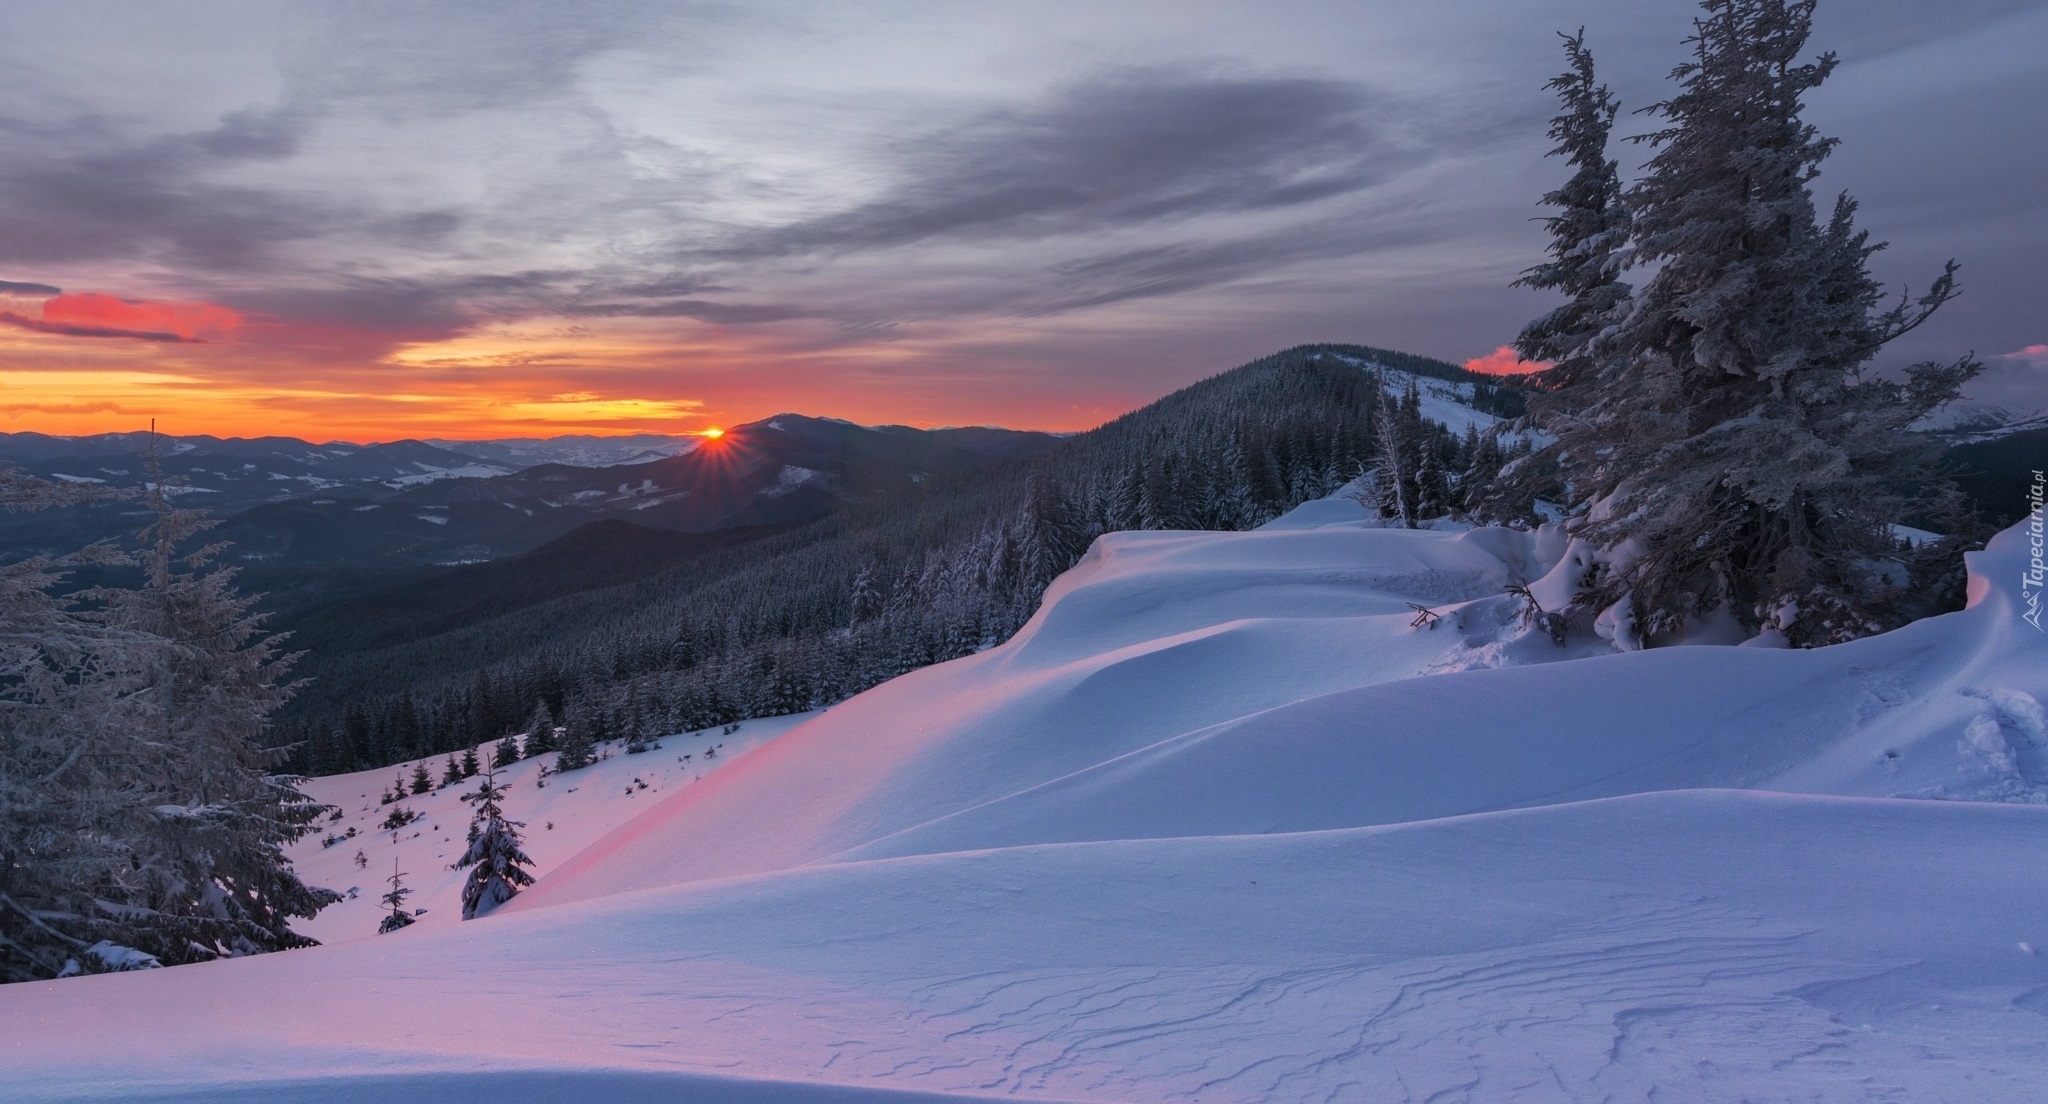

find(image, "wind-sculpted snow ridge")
[522,507,2046,898]
[4,496,2045,1103]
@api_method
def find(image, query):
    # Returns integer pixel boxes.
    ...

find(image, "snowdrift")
[524,511,2046,900]
[5,501,2045,1103]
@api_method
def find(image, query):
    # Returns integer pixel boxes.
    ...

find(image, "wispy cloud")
[721,72,1403,260]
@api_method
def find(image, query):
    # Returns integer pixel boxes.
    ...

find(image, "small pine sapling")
[377,861,415,934]
[440,755,463,788]
[459,745,479,777]
[493,733,520,769]
[409,762,432,795]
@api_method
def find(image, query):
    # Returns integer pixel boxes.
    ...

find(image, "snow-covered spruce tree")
[0,469,160,982]
[1370,380,1430,527]
[1514,29,1633,390]
[553,711,595,772]
[520,704,555,757]
[1536,0,1976,646]
[454,769,533,919]
[377,861,414,934]
[1472,28,1632,528]
[93,486,340,965]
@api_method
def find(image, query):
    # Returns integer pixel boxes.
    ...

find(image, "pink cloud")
[1464,345,1548,376]
[0,291,245,343]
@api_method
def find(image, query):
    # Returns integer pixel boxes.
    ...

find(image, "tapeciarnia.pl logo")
[2025,469,2045,632]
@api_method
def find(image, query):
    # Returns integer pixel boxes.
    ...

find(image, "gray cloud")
[224,270,582,335]
[0,311,193,343]
[0,279,61,295]
[722,72,1404,259]
[278,1,706,117]
[569,299,808,324]
[0,106,462,275]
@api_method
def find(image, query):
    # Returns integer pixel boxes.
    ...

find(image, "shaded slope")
[284,520,794,656]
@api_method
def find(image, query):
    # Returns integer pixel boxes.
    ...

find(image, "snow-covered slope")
[5,501,2045,1102]
[1308,348,1504,435]
[284,714,816,946]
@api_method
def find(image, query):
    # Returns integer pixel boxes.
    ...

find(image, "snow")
[423,435,702,469]
[759,464,822,496]
[286,715,815,945]
[1314,351,1502,436]
[1912,353,2048,442]
[381,462,514,488]
[4,496,2046,1102]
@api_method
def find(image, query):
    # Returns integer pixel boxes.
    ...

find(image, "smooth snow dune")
[836,640,1939,859]
[518,525,1543,903]
[521,513,2044,907]
[7,792,2047,1102]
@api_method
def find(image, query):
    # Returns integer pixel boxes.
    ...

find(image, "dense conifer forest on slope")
[276,344,1525,774]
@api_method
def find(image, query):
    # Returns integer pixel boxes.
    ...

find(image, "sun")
[698,427,724,439]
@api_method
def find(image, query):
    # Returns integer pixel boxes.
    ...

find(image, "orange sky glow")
[0,289,1140,442]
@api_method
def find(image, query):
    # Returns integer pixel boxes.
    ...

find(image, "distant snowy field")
[5,493,2046,1103]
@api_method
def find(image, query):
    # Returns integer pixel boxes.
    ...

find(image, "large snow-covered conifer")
[0,471,155,981]
[2,460,334,981]
[1531,0,1977,645]
[93,486,339,965]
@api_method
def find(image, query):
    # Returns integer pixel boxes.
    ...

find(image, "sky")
[0,0,2042,441]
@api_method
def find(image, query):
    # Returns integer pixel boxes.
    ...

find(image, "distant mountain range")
[0,416,1061,567]
[420,434,703,470]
